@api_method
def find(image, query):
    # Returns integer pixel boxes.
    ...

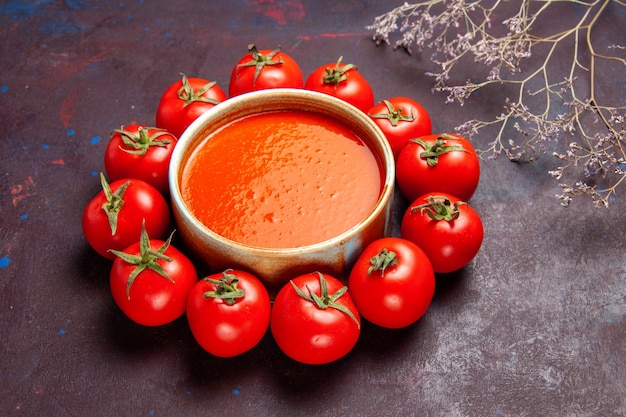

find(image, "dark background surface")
[1,1,624,416]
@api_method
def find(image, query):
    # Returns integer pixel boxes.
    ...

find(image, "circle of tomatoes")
[368,97,432,160]
[104,125,178,196]
[82,174,171,260]
[156,73,227,138]
[304,56,374,113]
[270,272,361,365]
[400,193,484,273]
[229,44,303,97]
[348,237,435,329]
[109,227,198,327]
[186,269,271,358]
[83,42,490,364]
[396,133,481,202]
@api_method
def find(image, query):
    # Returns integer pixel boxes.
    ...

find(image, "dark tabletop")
[1,1,625,416]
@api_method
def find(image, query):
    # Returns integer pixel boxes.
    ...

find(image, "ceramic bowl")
[169,88,395,289]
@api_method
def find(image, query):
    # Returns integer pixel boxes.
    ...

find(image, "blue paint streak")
[1,85,7,93]
[20,214,28,220]
[90,136,101,145]
[40,21,81,35]
[58,329,65,335]
[0,256,11,268]
[67,129,75,136]
[0,0,54,17]
[64,0,87,10]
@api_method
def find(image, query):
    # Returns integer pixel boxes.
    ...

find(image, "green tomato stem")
[202,269,245,305]
[368,248,398,277]
[322,56,357,85]
[177,73,220,108]
[108,221,175,300]
[290,272,360,329]
[113,126,172,156]
[100,172,130,235]
[236,44,284,87]
[410,195,467,221]
[411,133,469,167]
[368,100,416,126]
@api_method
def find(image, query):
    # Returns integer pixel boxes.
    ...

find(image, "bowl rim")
[169,87,395,255]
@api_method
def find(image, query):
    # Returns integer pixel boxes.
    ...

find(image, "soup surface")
[181,110,383,248]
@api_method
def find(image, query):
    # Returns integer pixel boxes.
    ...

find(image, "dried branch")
[368,0,626,208]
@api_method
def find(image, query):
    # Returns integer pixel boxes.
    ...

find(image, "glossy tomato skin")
[400,193,484,273]
[396,133,480,202]
[229,46,303,97]
[82,178,170,260]
[367,97,432,159]
[348,237,435,329]
[186,270,271,358]
[104,125,177,195]
[304,60,374,113]
[156,75,227,138]
[270,272,361,365]
[110,239,198,326]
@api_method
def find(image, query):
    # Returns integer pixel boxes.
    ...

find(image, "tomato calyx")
[236,44,284,86]
[113,126,172,156]
[322,56,357,85]
[411,195,467,221]
[368,248,398,277]
[291,272,360,329]
[412,134,469,167]
[109,222,175,300]
[176,73,221,107]
[202,269,245,305]
[99,172,130,235]
[368,100,416,126]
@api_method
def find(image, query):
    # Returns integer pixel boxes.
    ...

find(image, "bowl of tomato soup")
[169,88,394,288]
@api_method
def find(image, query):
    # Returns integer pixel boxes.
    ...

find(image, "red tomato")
[400,193,484,273]
[186,269,271,358]
[156,73,227,138]
[270,272,361,365]
[396,133,480,202]
[104,125,177,195]
[368,97,432,159]
[348,237,435,329]
[304,56,374,113]
[229,44,303,97]
[82,174,170,260]
[109,226,197,326]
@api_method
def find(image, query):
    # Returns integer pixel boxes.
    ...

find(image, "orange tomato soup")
[181,110,383,248]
